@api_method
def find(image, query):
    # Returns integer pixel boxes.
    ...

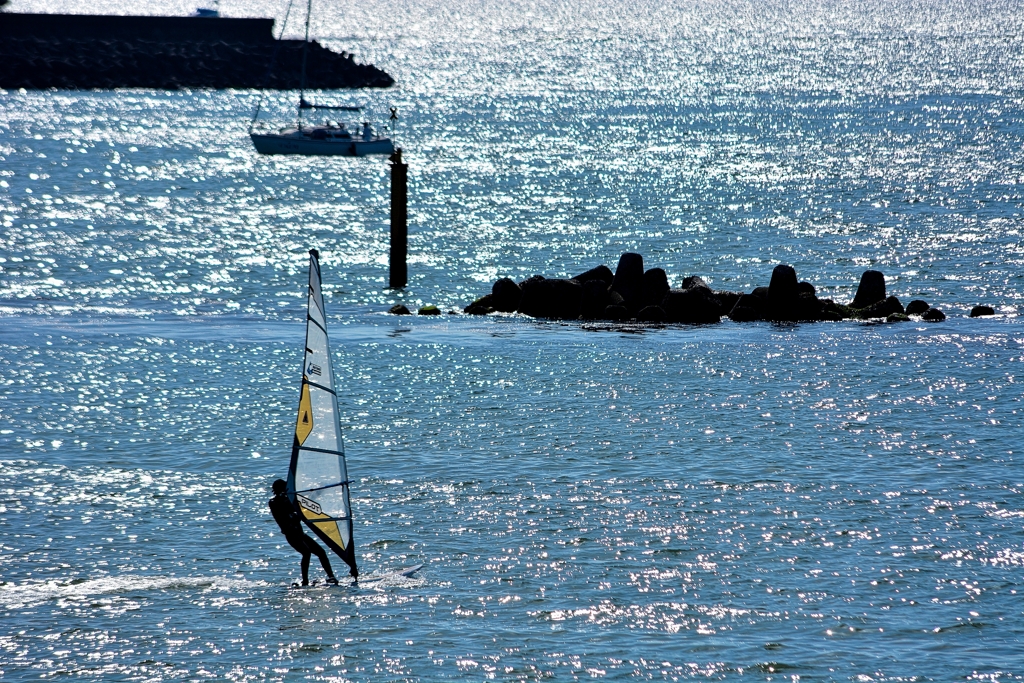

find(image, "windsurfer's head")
[272,479,287,494]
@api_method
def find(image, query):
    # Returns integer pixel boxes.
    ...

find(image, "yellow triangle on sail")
[302,506,346,550]
[296,380,313,445]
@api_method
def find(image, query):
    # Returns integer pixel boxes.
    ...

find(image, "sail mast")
[297,0,313,130]
[249,0,297,133]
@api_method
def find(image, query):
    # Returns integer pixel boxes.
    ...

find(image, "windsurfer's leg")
[305,534,335,579]
[286,533,313,585]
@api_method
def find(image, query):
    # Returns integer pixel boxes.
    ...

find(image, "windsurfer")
[269,479,339,586]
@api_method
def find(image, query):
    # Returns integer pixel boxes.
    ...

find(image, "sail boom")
[298,482,353,494]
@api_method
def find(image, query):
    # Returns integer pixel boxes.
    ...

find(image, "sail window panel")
[295,451,344,492]
[303,326,334,388]
[308,261,324,297]
[309,486,351,519]
[306,310,328,348]
[307,290,327,330]
[308,301,327,331]
[303,405,344,454]
[302,389,343,452]
[308,265,324,298]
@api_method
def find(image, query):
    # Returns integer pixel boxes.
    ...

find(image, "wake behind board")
[359,564,424,584]
[288,564,423,589]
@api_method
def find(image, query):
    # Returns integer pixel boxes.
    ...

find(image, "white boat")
[248,0,394,157]
[251,121,394,157]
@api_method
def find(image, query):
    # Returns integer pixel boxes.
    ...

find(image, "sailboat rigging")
[249,0,394,156]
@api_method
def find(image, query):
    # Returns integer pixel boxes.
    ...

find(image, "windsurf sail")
[287,249,357,578]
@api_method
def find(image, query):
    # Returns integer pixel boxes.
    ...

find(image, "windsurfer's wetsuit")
[269,492,336,585]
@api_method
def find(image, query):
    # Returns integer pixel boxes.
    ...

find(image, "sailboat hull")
[251,132,394,157]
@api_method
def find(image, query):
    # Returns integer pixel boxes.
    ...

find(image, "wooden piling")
[389,148,407,289]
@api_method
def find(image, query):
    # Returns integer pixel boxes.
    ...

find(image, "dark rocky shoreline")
[434,253,998,324]
[0,13,393,90]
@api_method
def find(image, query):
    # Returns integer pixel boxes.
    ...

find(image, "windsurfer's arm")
[269,495,303,534]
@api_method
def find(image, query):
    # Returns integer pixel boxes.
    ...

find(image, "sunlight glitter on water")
[3,314,1023,675]
[4,0,1024,678]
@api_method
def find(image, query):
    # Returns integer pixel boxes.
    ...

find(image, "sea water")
[2,0,1023,679]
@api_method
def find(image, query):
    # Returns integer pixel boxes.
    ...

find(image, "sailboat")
[249,0,394,156]
[285,249,421,585]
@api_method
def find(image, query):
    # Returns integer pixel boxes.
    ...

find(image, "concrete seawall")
[0,13,393,89]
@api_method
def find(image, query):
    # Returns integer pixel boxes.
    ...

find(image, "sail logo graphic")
[297,494,323,515]
[306,362,322,376]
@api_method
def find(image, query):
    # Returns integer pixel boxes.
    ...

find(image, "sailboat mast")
[298,0,313,130]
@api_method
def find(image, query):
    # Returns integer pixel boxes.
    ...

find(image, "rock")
[728,293,767,322]
[572,265,613,285]
[516,279,543,316]
[642,268,670,307]
[662,287,722,324]
[491,278,522,312]
[855,295,904,319]
[518,277,583,319]
[463,295,494,315]
[580,280,610,319]
[681,275,710,290]
[636,305,666,322]
[905,299,930,315]
[820,299,850,321]
[389,304,411,315]
[515,276,545,316]
[795,293,824,321]
[970,305,995,317]
[603,304,629,321]
[768,264,799,321]
[851,270,886,308]
[610,253,644,313]
[518,275,544,287]
[458,260,948,328]
[714,290,742,317]
[419,305,441,316]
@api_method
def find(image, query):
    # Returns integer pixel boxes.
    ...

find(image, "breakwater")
[0,13,393,89]
[457,253,971,324]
